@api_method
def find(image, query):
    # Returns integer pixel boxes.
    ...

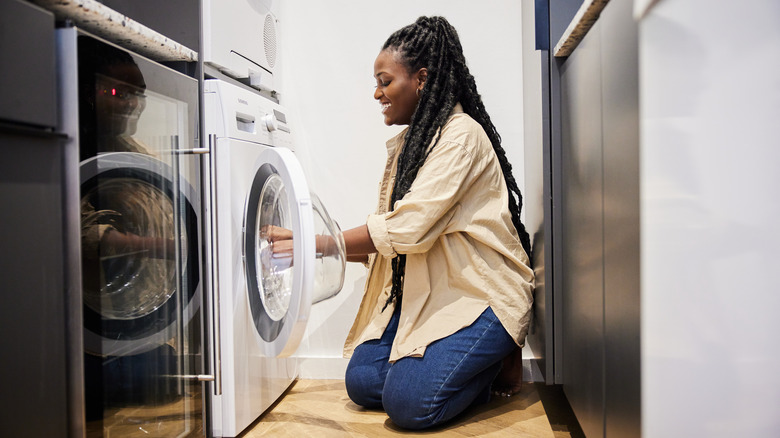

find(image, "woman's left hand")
[261,225,295,262]
[262,225,293,242]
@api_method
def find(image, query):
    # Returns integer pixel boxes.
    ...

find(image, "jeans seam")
[423,314,497,424]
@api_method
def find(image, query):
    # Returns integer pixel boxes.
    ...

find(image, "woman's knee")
[383,396,429,429]
[382,381,441,430]
[344,363,383,409]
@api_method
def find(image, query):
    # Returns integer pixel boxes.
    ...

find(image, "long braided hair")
[382,16,532,310]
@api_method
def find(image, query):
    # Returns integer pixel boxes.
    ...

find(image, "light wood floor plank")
[242,380,570,437]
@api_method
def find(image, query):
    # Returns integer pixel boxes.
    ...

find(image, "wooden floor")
[84,383,204,438]
[241,380,584,437]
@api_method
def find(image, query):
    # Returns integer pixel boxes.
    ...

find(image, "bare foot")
[492,347,524,397]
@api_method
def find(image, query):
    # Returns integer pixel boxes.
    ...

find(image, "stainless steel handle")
[192,374,216,382]
[207,133,223,396]
[162,374,215,381]
[0,121,68,139]
[176,147,210,155]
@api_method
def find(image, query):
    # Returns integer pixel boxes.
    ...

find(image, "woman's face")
[373,49,425,126]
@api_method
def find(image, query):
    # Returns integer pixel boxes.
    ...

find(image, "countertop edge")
[28,0,198,62]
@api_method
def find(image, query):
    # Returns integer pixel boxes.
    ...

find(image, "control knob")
[263,113,278,132]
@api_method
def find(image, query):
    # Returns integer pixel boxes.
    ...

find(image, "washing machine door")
[243,147,344,357]
[80,152,200,357]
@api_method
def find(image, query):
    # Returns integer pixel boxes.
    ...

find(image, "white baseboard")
[525,358,545,382]
[297,357,350,379]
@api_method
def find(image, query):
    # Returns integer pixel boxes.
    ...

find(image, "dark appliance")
[57,26,206,437]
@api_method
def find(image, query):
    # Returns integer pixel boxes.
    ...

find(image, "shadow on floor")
[535,383,586,438]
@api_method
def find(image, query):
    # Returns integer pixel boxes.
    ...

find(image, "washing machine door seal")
[243,147,314,358]
[80,152,200,357]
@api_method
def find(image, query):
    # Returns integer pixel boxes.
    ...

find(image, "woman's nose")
[373,87,382,100]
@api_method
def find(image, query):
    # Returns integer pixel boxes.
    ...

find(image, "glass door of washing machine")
[75,34,203,437]
[243,146,346,357]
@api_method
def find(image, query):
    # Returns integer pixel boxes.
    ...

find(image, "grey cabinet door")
[0,0,57,128]
[0,129,69,438]
[600,0,641,436]
[551,0,640,436]
[558,19,606,438]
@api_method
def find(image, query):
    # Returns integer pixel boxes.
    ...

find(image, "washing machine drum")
[243,147,345,357]
[80,152,200,357]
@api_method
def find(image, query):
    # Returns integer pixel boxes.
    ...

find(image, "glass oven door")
[73,32,204,437]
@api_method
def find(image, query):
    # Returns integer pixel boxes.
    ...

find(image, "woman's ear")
[417,68,428,88]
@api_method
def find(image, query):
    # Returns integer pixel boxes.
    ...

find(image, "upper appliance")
[202,0,279,93]
[57,27,206,436]
[204,79,345,437]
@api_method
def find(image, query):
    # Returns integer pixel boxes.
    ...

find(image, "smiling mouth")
[381,103,391,114]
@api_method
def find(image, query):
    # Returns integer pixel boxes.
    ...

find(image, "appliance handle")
[0,121,68,139]
[176,147,210,155]
[162,374,216,382]
[207,133,223,396]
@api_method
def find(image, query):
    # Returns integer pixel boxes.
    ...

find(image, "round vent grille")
[264,14,277,69]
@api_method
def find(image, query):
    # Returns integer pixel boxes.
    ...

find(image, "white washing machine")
[204,79,345,437]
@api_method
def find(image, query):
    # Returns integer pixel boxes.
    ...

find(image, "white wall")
[275,0,526,378]
[640,0,780,436]
[520,0,544,383]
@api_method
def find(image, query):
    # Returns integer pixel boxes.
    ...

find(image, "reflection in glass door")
[77,34,203,437]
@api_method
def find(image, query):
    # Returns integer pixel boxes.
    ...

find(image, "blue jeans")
[344,304,517,430]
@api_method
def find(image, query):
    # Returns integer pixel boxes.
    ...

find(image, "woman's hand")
[262,225,295,261]
[262,225,293,242]
[259,225,294,271]
[263,226,341,259]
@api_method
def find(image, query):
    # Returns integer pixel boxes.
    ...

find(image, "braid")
[381,17,531,311]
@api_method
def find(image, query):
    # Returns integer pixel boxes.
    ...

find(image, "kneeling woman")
[345,16,533,430]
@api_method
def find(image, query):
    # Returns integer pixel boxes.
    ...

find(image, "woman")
[336,16,535,430]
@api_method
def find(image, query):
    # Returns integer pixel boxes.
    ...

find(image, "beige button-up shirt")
[343,104,535,362]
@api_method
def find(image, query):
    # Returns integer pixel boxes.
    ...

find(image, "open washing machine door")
[242,146,345,358]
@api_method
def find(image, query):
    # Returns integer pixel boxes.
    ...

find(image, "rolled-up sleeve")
[366,212,396,257]
[367,138,479,257]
